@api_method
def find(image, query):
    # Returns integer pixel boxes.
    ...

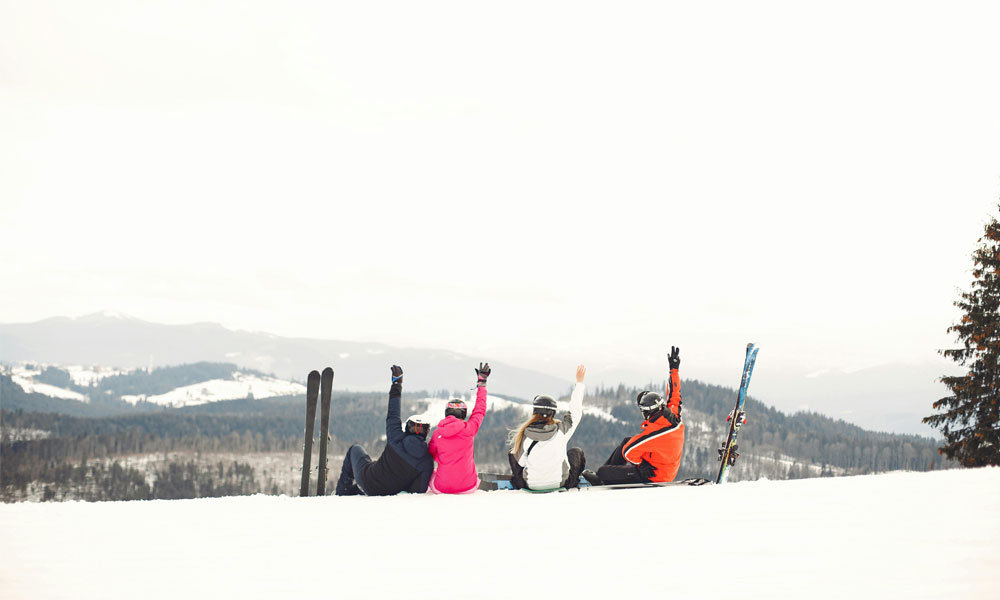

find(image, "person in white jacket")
[507,365,587,490]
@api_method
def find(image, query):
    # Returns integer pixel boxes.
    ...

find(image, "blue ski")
[715,343,760,484]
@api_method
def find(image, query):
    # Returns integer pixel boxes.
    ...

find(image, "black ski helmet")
[532,395,557,419]
[405,415,430,439]
[445,399,467,420]
[637,391,665,420]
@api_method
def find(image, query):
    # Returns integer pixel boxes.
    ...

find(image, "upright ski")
[716,343,759,484]
[316,367,334,496]
[300,370,321,497]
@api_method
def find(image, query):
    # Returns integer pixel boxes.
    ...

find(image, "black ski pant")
[595,437,651,485]
[508,447,586,490]
[335,444,372,496]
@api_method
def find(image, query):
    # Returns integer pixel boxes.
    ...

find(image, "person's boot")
[581,469,603,486]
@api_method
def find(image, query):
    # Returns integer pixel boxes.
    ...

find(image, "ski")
[715,343,760,484]
[316,367,334,496]
[300,370,321,497]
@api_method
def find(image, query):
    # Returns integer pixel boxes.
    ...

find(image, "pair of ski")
[301,368,334,497]
[479,342,760,493]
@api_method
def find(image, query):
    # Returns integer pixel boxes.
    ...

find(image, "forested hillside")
[1,363,952,502]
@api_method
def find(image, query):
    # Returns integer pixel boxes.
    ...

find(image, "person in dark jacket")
[334,365,434,496]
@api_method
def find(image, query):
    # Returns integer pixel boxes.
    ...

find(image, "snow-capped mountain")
[0,313,567,399]
[119,372,305,408]
[2,362,306,409]
[8,365,90,403]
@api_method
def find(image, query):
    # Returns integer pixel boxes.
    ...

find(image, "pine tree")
[924,205,1000,466]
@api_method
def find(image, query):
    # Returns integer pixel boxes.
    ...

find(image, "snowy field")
[119,372,306,407]
[1,468,997,600]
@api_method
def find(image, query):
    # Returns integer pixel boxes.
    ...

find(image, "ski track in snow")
[0,468,997,600]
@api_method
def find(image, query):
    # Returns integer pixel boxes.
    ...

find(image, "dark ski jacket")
[359,381,434,495]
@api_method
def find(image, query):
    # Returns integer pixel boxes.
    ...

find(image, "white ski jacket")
[513,382,585,490]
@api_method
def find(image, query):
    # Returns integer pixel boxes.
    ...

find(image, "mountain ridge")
[0,313,568,399]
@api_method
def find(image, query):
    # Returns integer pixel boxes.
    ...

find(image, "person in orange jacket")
[583,347,685,485]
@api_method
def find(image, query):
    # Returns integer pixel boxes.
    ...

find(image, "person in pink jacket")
[427,362,490,494]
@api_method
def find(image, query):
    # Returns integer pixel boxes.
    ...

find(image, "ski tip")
[322,367,334,378]
[308,370,321,381]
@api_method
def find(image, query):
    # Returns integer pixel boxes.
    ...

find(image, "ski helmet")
[636,391,665,420]
[405,415,430,438]
[532,395,557,419]
[445,399,467,420]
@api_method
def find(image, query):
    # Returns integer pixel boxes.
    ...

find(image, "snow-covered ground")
[4,364,131,403]
[65,365,128,387]
[1,468,996,599]
[9,375,88,403]
[120,373,306,407]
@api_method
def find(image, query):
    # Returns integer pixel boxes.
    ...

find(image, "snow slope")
[119,372,306,407]
[5,363,306,408]
[8,376,88,403]
[1,468,996,599]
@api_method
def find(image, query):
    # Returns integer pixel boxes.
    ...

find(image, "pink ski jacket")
[428,386,488,494]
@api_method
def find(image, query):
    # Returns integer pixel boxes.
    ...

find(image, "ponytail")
[507,413,558,456]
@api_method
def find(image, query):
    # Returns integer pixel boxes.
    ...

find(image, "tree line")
[17,459,264,503]
[2,375,952,502]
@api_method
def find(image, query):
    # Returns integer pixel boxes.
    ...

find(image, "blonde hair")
[507,413,559,456]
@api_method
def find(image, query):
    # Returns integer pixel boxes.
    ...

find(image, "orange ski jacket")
[622,367,685,482]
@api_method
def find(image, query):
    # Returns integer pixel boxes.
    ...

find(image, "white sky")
[2,1,999,402]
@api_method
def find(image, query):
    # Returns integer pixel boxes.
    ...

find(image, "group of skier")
[334,347,686,496]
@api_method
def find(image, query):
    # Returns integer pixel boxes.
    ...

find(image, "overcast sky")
[2,1,999,420]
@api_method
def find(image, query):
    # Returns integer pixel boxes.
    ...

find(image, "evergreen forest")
[1,364,951,503]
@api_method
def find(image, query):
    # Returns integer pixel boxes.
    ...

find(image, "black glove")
[476,362,491,387]
[637,459,657,481]
[391,365,403,384]
[668,346,680,370]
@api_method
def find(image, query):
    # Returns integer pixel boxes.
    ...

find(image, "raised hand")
[668,347,680,370]
[576,364,586,383]
[391,365,403,384]
[476,362,491,387]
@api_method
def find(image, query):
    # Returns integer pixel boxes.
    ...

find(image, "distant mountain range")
[0,312,567,400]
[0,312,952,437]
[1,359,953,504]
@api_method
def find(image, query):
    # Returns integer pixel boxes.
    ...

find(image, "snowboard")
[478,473,711,492]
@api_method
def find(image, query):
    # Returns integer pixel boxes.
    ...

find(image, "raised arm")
[561,365,586,436]
[386,365,404,444]
[466,362,490,435]
[667,346,682,417]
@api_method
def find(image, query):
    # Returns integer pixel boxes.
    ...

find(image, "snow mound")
[0,468,996,599]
